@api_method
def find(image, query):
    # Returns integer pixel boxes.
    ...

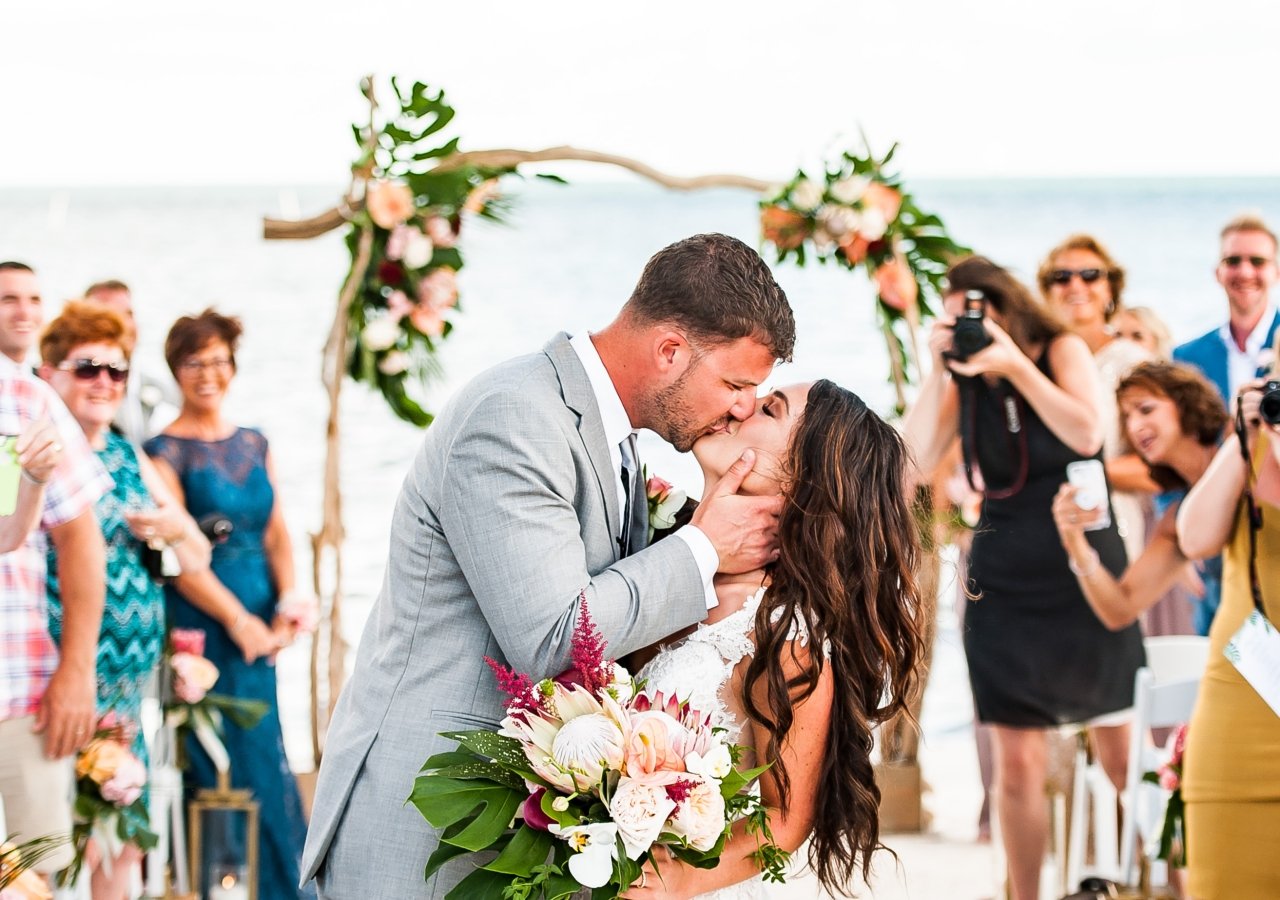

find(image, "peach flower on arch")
[366,180,416,230]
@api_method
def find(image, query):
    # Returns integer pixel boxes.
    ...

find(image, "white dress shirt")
[570,332,718,608]
[1220,304,1278,398]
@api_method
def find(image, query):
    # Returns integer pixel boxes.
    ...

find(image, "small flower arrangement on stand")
[1142,723,1187,869]
[57,712,157,887]
[163,629,269,758]
[409,595,786,897]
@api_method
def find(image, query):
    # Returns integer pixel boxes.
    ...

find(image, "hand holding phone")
[1065,459,1111,531]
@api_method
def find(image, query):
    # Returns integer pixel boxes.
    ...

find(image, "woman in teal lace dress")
[40,302,211,899]
[145,308,316,900]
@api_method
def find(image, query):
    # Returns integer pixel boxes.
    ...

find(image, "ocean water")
[4,177,1280,782]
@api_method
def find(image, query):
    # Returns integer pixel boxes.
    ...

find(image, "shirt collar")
[569,331,634,448]
[1219,305,1277,355]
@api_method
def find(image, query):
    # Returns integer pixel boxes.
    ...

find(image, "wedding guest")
[1172,213,1279,635]
[1112,305,1173,359]
[83,279,179,443]
[144,309,312,900]
[38,302,210,899]
[625,380,927,896]
[904,256,1143,900]
[0,262,110,882]
[1050,362,1227,631]
[1039,234,1155,563]
[1175,379,1280,896]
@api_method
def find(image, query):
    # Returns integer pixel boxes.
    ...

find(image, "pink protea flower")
[170,628,206,656]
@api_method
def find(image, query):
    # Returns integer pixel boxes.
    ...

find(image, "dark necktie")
[619,433,639,555]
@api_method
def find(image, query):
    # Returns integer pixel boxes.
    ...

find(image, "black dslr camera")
[1260,381,1280,425]
[944,290,994,362]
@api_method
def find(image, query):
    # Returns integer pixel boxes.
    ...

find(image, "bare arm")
[130,452,212,574]
[147,453,278,663]
[1105,452,1161,494]
[902,319,961,480]
[1053,484,1187,629]
[37,511,105,758]
[1177,434,1247,560]
[624,649,833,898]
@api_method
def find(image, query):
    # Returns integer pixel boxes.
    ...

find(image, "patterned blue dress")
[144,427,313,900]
[48,430,164,767]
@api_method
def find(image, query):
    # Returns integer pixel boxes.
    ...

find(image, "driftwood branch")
[263,146,775,241]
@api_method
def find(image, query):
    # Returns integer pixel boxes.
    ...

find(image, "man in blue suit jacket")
[1173,213,1279,633]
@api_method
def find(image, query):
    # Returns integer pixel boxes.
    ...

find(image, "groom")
[302,233,796,897]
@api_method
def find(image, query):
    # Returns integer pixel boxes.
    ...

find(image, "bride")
[623,380,928,898]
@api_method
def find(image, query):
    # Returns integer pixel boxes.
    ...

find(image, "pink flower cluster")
[1158,723,1188,791]
[169,630,219,704]
[76,736,147,807]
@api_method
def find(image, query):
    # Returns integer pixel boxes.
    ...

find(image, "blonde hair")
[1113,306,1172,360]
[1220,213,1277,250]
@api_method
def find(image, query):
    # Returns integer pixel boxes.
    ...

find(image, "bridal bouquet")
[1141,724,1187,868]
[57,713,157,886]
[411,597,786,898]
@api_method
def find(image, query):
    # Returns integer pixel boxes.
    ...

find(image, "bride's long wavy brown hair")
[742,379,927,892]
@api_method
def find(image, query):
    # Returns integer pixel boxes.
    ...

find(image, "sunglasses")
[57,357,129,383]
[1050,268,1105,285]
[1221,255,1273,268]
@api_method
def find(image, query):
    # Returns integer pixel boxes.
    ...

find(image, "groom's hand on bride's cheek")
[691,449,783,575]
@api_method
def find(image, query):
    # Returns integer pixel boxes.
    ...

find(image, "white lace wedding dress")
[637,586,775,900]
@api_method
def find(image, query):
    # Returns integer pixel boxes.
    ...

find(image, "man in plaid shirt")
[0,261,111,876]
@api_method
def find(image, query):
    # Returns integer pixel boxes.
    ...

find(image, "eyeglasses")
[177,357,233,374]
[1221,255,1273,268]
[1049,268,1106,286]
[57,358,129,383]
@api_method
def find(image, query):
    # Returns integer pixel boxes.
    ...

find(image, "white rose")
[401,227,435,269]
[552,713,626,791]
[829,175,870,205]
[789,178,823,213]
[361,317,400,352]
[608,776,677,860]
[667,775,727,851]
[608,664,634,704]
[858,207,888,241]
[650,487,687,532]
[377,350,410,376]
[817,205,860,241]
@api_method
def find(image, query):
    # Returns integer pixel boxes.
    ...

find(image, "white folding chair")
[1117,635,1210,887]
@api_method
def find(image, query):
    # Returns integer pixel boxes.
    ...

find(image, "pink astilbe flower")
[664,777,698,806]
[570,593,612,696]
[485,657,546,717]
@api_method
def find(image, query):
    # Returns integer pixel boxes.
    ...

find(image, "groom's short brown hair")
[625,233,795,362]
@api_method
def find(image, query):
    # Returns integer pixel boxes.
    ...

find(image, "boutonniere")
[644,468,688,540]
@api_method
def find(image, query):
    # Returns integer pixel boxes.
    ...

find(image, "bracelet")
[1068,550,1101,579]
[20,470,47,486]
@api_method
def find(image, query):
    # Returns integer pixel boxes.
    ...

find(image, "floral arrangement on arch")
[344,78,553,426]
[409,596,786,897]
[760,141,969,406]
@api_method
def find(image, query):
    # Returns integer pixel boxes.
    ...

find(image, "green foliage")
[342,78,525,426]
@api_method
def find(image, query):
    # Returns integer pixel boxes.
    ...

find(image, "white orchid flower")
[549,822,618,888]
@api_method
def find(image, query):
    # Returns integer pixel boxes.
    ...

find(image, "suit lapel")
[544,333,624,553]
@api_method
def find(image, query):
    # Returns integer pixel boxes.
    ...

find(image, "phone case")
[1065,460,1111,531]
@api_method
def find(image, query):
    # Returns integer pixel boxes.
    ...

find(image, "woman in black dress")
[904,256,1143,900]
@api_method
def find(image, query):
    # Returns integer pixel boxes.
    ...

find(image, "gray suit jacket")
[302,334,707,897]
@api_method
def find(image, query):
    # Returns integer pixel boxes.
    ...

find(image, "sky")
[5,0,1280,186]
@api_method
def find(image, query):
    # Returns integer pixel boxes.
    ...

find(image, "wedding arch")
[262,78,967,792]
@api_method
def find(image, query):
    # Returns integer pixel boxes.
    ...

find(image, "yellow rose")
[76,738,129,784]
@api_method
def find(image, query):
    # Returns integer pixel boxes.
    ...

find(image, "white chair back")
[1118,634,1210,886]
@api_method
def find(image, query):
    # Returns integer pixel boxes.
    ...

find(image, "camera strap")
[1234,404,1268,616]
[960,378,1029,500]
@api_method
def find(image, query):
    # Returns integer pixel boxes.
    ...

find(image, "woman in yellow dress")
[1177,379,1280,897]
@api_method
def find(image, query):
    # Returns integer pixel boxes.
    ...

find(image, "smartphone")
[1065,459,1111,531]
[0,436,19,517]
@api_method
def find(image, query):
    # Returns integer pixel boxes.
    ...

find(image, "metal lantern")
[187,769,259,900]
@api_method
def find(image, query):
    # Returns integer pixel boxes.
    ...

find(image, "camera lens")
[1261,381,1280,425]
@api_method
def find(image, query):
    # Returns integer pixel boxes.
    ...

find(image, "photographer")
[904,256,1144,900]
[1173,379,1280,896]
